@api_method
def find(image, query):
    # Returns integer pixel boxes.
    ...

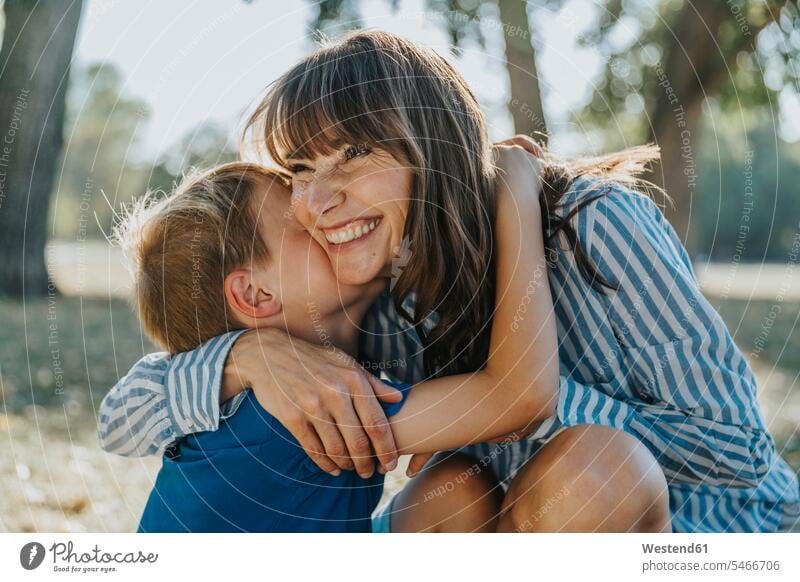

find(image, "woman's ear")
[224,269,282,322]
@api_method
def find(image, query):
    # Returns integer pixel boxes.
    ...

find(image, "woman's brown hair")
[244,30,659,377]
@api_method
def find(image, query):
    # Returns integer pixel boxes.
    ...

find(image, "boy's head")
[116,161,362,353]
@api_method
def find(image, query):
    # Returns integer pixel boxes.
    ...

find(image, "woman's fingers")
[357,373,399,474]
[370,378,403,403]
[311,414,355,472]
[336,408,377,478]
[406,452,434,477]
[496,135,544,157]
[292,419,341,476]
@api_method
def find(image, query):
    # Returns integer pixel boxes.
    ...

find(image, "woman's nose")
[305,175,345,217]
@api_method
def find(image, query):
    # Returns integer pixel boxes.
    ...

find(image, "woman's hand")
[223,328,403,478]
[493,139,545,204]
[495,135,544,157]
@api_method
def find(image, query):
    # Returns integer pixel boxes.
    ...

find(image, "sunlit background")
[0,0,798,532]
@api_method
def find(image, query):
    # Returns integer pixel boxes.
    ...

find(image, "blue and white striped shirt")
[97,177,799,532]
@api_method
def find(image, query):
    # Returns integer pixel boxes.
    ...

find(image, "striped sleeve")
[558,185,774,488]
[96,331,247,457]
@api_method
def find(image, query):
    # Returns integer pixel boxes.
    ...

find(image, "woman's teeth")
[324,219,379,245]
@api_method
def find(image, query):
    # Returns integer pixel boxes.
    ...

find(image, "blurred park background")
[0,0,799,532]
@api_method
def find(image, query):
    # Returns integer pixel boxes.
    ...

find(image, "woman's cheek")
[392,202,411,251]
[310,241,336,278]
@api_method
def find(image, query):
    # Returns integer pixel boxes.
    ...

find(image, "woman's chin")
[331,253,387,286]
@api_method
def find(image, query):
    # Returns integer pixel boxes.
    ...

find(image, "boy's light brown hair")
[115,161,287,353]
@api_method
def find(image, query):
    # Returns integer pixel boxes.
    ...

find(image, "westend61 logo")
[19,541,158,574]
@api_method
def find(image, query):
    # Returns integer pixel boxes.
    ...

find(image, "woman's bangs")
[266,92,339,164]
[265,58,407,166]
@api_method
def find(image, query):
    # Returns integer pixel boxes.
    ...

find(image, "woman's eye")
[289,164,311,175]
[343,144,371,161]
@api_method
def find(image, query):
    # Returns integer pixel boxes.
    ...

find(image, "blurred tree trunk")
[497,0,547,143]
[0,0,83,297]
[647,2,734,252]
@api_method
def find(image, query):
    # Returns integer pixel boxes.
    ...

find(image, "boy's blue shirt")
[138,380,412,532]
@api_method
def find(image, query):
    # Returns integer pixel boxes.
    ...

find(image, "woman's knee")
[392,453,502,532]
[502,425,670,532]
[414,453,498,507]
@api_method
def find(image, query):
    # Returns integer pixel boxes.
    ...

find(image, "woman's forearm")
[482,148,559,413]
[389,372,544,454]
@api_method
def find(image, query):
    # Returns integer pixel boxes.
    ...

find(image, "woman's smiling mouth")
[322,217,382,246]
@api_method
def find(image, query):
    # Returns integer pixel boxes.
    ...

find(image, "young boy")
[117,162,502,532]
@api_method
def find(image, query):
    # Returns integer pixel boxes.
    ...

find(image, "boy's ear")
[224,269,281,321]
